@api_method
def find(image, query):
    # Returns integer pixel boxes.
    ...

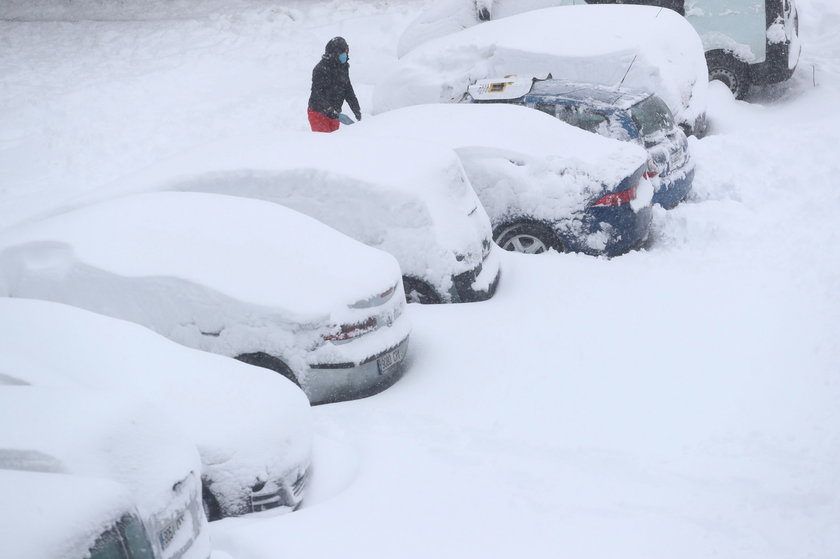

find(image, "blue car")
[467,76,696,209]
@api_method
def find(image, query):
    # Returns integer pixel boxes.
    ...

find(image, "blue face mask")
[338,52,348,64]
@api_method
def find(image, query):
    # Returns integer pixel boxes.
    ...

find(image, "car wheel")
[494,221,563,254]
[234,352,300,387]
[706,51,751,99]
[202,487,222,522]
[402,277,442,305]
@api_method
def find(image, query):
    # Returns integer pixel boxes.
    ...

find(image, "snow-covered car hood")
[1,470,141,559]
[379,4,708,133]
[97,132,493,293]
[345,103,649,223]
[0,191,406,362]
[0,386,210,559]
[0,297,313,514]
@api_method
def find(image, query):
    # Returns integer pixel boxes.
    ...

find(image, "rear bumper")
[653,165,695,210]
[306,336,410,405]
[451,246,501,303]
[560,203,652,257]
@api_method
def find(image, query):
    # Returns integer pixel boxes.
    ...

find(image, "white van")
[682,0,801,98]
[398,0,801,99]
[599,0,802,97]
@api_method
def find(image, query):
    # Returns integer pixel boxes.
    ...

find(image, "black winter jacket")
[308,54,361,120]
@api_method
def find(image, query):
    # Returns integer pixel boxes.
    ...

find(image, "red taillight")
[593,184,637,207]
[323,316,377,342]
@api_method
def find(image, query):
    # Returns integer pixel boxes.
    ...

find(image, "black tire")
[202,487,222,522]
[494,221,563,254]
[402,276,442,305]
[706,51,751,99]
[235,352,300,387]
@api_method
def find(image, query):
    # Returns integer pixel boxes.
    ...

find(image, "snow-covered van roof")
[0,297,313,517]
[0,469,141,559]
[377,4,708,133]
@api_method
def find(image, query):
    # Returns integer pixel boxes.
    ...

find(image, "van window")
[629,96,675,144]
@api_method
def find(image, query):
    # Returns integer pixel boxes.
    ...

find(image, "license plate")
[377,346,403,374]
[159,511,185,550]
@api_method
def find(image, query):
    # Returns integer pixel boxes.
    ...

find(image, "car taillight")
[323,316,377,342]
[593,184,637,207]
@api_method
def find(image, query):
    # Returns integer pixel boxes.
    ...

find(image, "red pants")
[308,108,339,133]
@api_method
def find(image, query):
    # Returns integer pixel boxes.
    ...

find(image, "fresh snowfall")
[0,1,838,558]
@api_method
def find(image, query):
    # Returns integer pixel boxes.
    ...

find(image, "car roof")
[348,102,647,186]
[527,79,652,111]
[0,191,401,317]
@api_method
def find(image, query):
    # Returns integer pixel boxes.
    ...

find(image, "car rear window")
[539,103,608,134]
[629,95,675,141]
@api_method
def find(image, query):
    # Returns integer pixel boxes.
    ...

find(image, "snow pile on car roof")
[0,192,407,367]
[0,297,313,512]
[378,4,708,132]
[89,131,491,292]
[346,103,649,224]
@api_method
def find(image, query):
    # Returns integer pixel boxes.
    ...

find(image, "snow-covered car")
[0,387,210,559]
[466,75,695,209]
[0,297,313,521]
[347,103,653,256]
[404,0,800,99]
[377,4,708,136]
[111,132,500,305]
[1,469,158,559]
[399,0,800,100]
[0,191,411,405]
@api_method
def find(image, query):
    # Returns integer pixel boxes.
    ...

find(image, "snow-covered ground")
[1,1,839,558]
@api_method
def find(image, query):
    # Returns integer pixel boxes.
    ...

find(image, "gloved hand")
[353,109,362,121]
[326,107,339,120]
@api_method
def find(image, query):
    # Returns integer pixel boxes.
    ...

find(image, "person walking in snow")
[307,36,362,133]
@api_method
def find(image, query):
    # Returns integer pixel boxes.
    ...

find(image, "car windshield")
[629,95,675,142]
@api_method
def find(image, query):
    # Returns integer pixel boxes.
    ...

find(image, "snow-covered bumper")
[206,464,310,521]
[306,335,410,405]
[450,242,501,303]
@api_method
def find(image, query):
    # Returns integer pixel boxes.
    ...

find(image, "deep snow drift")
[1,1,838,558]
